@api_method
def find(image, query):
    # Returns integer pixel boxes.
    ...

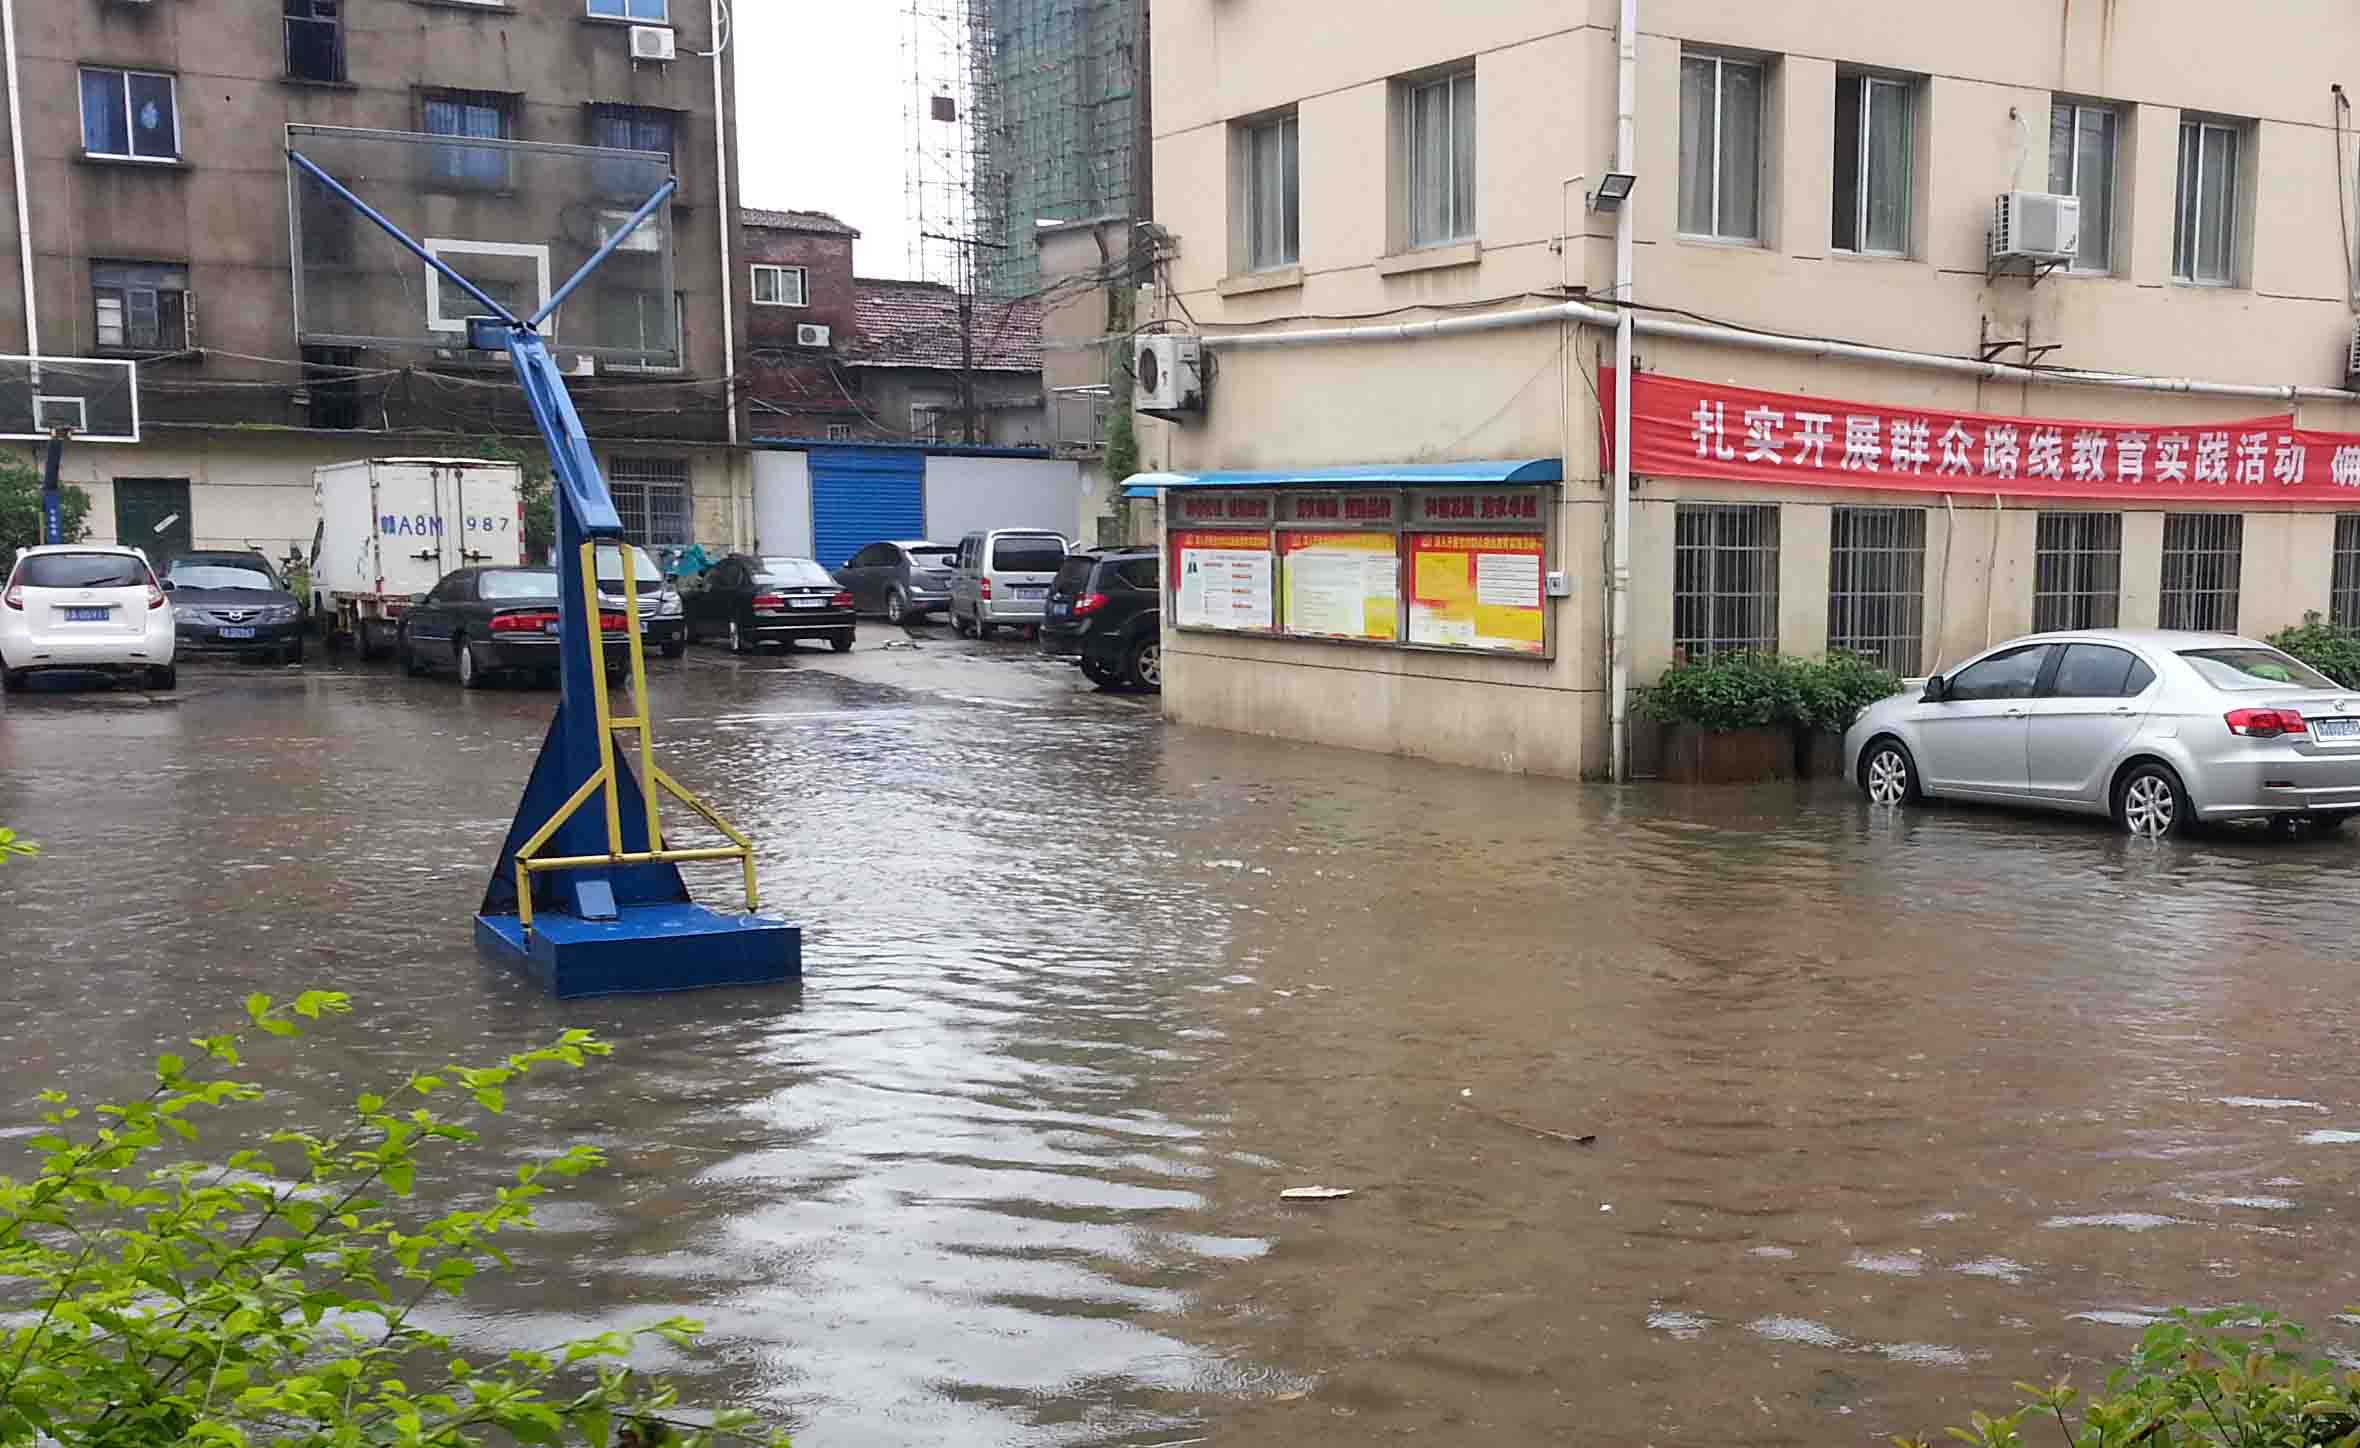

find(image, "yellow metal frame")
[511,542,760,933]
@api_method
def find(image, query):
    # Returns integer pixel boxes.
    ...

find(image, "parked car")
[948,528,1069,638]
[593,543,686,657]
[1040,548,1162,692]
[684,554,855,653]
[834,539,956,624]
[1,544,176,692]
[1844,628,2360,837]
[163,551,305,664]
[395,565,631,689]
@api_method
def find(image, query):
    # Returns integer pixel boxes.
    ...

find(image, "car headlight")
[264,604,298,622]
[657,592,682,617]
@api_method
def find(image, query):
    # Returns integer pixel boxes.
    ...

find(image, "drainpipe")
[1608,0,1637,783]
[709,0,738,450]
[2,0,36,356]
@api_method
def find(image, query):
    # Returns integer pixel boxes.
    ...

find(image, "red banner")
[1603,369,2360,503]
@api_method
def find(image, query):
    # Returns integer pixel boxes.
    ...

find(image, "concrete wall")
[1148,0,2360,778]
[923,456,1085,543]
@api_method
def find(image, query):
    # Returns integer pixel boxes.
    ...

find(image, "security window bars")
[2048,99,2116,272]
[1833,73,1912,255]
[80,68,179,162]
[2160,513,2242,632]
[422,92,512,188]
[1674,503,1779,660]
[1243,114,1300,271]
[751,265,806,306]
[1404,69,1475,248]
[1826,506,1925,674]
[610,456,689,546]
[2033,512,2122,632]
[1678,54,1761,242]
[591,105,675,198]
[2334,515,2360,629]
[285,0,344,83]
[2174,119,2240,284]
[92,262,189,353]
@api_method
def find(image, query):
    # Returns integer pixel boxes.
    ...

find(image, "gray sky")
[733,1,915,279]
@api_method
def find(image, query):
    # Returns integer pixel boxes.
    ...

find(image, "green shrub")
[0,452,91,561]
[1791,651,1906,734]
[1642,652,1903,732]
[0,991,790,1448]
[2267,612,2360,689]
[1903,1307,2360,1448]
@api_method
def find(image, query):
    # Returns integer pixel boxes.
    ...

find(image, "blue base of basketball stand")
[475,904,800,1000]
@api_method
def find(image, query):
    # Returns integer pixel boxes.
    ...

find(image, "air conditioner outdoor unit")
[562,353,597,378]
[1991,190,2081,263]
[1133,334,1202,418]
[628,25,677,62]
[796,323,831,348]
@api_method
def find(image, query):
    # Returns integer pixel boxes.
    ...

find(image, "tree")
[0,992,792,1448]
[0,451,91,561]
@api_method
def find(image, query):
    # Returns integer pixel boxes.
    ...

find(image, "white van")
[948,529,1069,638]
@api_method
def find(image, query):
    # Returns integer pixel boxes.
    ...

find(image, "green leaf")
[244,993,273,1023]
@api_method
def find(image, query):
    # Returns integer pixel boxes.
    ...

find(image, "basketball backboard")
[0,357,139,444]
[287,124,678,368]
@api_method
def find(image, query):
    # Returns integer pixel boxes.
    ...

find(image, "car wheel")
[885,588,908,625]
[2,667,26,694]
[1080,656,1117,688]
[1860,737,1919,807]
[976,616,996,640]
[284,636,304,666]
[1125,636,1161,693]
[147,664,177,692]
[456,635,487,690]
[661,637,685,659]
[2115,762,2190,839]
[2317,810,2356,834]
[831,631,855,654]
[728,618,751,655]
[400,625,429,676]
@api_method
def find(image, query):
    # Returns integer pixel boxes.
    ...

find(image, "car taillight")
[980,576,992,599]
[490,610,558,633]
[751,592,784,610]
[2226,707,2311,738]
[147,583,167,609]
[2,585,20,611]
[1073,591,1107,616]
[830,590,854,608]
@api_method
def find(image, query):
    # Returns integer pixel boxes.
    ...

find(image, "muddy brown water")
[4,646,2360,1446]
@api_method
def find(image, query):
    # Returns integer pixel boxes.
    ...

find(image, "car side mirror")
[1921,674,1947,703]
[158,579,176,593]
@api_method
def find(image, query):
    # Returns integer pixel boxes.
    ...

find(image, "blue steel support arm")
[529,177,678,332]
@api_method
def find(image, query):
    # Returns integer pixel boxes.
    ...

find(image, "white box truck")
[312,458,527,658]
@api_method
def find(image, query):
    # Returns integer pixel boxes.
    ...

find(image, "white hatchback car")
[1844,628,2360,837]
[1,544,177,692]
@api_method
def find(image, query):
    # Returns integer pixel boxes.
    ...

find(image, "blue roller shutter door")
[809,448,926,567]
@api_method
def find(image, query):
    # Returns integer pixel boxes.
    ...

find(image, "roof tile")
[843,279,1041,372]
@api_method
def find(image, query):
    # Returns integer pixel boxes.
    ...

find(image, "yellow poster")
[1281,530,1398,641]
[1407,532,1545,653]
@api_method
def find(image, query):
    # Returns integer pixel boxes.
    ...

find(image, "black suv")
[1039,548,1161,692]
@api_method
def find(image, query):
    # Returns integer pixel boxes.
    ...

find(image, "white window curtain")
[1834,75,1912,254]
[1678,55,1759,241]
[1245,116,1300,270]
[1406,71,1475,247]
[2047,102,2115,272]
[2173,120,2239,283]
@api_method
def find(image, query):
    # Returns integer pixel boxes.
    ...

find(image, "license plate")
[219,626,256,640]
[1011,587,1045,602]
[2312,716,2360,740]
[64,607,107,622]
[790,597,824,609]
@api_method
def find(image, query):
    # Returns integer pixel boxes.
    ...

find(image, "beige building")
[1142,0,2360,779]
[5,0,752,563]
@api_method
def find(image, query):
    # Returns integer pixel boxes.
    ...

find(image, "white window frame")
[586,0,669,21]
[2049,98,2118,274]
[422,239,553,335]
[79,67,181,163]
[1678,53,1761,244]
[751,264,807,307]
[1401,68,1475,249]
[2173,118,2241,286]
[1240,112,1300,272]
[824,423,854,441]
[1835,72,1914,257]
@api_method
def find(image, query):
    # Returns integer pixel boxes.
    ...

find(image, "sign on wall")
[1173,530,1273,631]
[1281,530,1398,640]
[1173,491,1275,526]
[1605,368,2360,503]
[1407,532,1546,653]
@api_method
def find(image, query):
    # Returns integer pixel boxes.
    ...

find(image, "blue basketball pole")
[39,430,64,546]
[289,146,798,997]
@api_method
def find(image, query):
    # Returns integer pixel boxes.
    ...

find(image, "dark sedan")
[163,552,305,664]
[395,566,631,689]
[834,539,956,624]
[685,554,855,653]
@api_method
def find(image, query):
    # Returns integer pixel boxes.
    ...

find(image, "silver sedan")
[1842,629,2360,837]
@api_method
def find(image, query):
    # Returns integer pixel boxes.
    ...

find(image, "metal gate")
[808,447,924,567]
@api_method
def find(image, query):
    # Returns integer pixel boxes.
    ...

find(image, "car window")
[478,569,557,600]
[2177,647,2339,692]
[751,559,838,588]
[991,535,1066,572]
[959,535,982,569]
[1116,557,1161,590]
[907,546,955,572]
[593,544,663,583]
[168,560,277,591]
[427,575,468,604]
[2048,643,2141,699]
[2125,658,2155,695]
[1947,644,2051,701]
[1052,557,1097,593]
[15,552,150,589]
[845,544,879,568]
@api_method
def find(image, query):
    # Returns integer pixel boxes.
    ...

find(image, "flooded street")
[5,638,2360,1446]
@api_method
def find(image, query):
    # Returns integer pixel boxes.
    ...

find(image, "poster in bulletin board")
[1406,532,1545,653]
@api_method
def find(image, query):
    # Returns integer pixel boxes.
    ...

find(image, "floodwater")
[6,639,2360,1447]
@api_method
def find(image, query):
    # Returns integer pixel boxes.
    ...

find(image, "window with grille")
[92,262,189,353]
[2159,513,2242,632]
[1826,506,1924,673]
[2334,515,2360,629]
[1673,503,1779,659]
[2032,512,2121,632]
[609,456,689,546]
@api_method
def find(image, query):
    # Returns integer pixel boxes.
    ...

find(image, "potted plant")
[1642,651,1804,783]
[2268,611,2360,688]
[1789,652,1906,777]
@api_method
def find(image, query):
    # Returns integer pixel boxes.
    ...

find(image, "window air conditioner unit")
[1133,333,1202,418]
[1991,190,2080,263]
[796,323,831,348]
[629,25,677,62]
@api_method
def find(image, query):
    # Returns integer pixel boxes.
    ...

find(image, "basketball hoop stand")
[288,146,799,998]
[39,424,69,546]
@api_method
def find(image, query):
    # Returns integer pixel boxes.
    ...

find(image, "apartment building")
[6,0,747,563]
[1143,0,2360,779]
